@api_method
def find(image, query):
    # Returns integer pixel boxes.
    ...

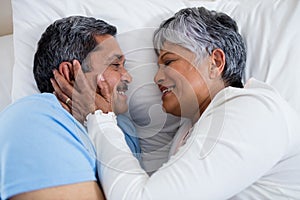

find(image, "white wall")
[0,0,13,36]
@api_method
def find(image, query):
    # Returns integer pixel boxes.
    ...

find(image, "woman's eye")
[164,60,174,66]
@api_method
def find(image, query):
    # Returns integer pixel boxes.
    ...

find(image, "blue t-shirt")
[0,93,140,199]
[117,114,141,161]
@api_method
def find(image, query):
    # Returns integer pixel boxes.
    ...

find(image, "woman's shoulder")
[211,78,283,107]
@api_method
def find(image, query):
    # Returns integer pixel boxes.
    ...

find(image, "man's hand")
[51,60,112,124]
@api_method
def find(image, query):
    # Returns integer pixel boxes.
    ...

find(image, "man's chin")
[113,92,129,114]
[113,104,128,115]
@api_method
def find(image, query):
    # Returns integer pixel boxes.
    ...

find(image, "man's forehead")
[91,47,123,62]
[95,34,120,49]
[91,38,124,61]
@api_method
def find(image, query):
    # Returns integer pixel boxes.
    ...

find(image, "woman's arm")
[86,90,288,200]
[52,63,288,199]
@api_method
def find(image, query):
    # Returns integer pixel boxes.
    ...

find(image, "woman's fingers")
[73,60,90,93]
[51,78,72,107]
[53,69,74,98]
[58,97,72,113]
[96,76,113,113]
[97,74,112,103]
[51,60,113,121]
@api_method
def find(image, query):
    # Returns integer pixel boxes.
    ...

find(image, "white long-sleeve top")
[86,78,300,200]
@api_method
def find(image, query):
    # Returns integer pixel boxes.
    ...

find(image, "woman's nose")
[154,66,165,85]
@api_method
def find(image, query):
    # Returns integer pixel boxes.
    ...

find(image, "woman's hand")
[51,60,112,124]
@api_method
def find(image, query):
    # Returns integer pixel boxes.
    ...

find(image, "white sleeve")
[86,91,288,200]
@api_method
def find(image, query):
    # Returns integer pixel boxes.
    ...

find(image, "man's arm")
[0,94,102,200]
[10,181,104,200]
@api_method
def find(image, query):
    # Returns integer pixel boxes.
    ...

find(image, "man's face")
[84,34,132,114]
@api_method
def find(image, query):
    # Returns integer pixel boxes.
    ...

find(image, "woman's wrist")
[95,94,113,113]
[84,109,117,127]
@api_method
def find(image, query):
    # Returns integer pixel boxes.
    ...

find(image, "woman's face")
[154,42,212,120]
[154,42,225,121]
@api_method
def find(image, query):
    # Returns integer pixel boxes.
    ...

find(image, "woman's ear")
[58,62,74,82]
[209,48,225,79]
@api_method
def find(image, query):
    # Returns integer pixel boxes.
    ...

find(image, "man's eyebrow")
[103,54,125,65]
[107,54,124,62]
[91,44,124,63]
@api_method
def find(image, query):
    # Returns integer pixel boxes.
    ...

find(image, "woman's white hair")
[153,7,246,87]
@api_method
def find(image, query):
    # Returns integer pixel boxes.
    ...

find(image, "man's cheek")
[103,74,118,90]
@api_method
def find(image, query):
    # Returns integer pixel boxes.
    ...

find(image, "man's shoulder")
[1,93,71,120]
[13,93,58,108]
[1,93,57,114]
[0,92,83,136]
[0,93,97,200]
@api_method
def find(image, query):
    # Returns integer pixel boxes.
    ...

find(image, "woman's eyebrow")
[159,52,174,60]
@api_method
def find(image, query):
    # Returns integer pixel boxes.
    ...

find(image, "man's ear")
[58,62,74,82]
[209,48,225,79]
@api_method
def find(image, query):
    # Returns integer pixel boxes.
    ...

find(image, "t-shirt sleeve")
[0,95,97,199]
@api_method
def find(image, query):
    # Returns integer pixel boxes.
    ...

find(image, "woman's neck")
[191,81,225,125]
[191,96,210,125]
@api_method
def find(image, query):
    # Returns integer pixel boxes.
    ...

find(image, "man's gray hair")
[34,16,117,93]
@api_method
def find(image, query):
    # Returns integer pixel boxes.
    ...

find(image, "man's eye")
[111,63,120,68]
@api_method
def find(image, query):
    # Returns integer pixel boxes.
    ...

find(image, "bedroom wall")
[0,0,13,36]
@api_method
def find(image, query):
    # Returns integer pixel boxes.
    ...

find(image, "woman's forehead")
[159,42,195,60]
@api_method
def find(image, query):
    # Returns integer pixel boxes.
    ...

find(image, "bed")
[1,0,300,173]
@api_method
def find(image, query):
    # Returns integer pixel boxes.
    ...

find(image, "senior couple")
[1,7,300,200]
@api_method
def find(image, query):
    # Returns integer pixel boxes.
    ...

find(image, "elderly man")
[0,16,140,200]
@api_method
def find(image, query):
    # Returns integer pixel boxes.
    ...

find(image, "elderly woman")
[53,7,300,200]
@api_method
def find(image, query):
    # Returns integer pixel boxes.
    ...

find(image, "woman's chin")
[162,103,181,117]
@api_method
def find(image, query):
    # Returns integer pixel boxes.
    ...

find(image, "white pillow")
[12,0,300,171]
[237,0,300,116]
[11,0,219,172]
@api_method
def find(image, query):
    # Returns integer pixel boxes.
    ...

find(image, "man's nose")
[121,68,132,83]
